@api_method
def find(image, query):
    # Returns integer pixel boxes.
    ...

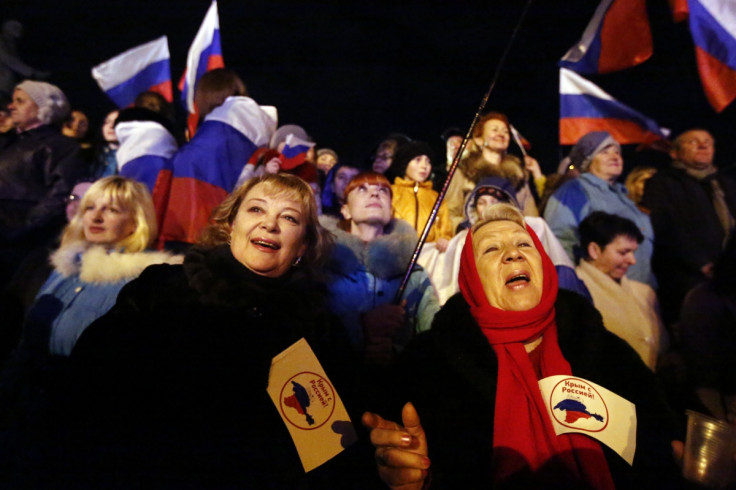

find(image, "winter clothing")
[15,80,69,125]
[421,176,586,304]
[391,177,453,243]
[641,165,736,325]
[8,244,366,488]
[567,131,620,172]
[576,260,666,371]
[544,172,656,288]
[379,290,682,489]
[446,153,538,232]
[320,215,440,350]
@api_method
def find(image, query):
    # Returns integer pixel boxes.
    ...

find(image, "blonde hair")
[472,202,526,233]
[199,173,333,269]
[61,176,157,253]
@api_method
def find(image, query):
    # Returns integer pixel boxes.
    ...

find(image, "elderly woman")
[0,80,84,287]
[25,173,362,487]
[576,212,667,371]
[421,176,580,305]
[445,112,541,231]
[320,171,440,366]
[544,131,656,288]
[363,203,681,489]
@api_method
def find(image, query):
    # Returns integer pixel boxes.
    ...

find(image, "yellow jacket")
[391,177,454,242]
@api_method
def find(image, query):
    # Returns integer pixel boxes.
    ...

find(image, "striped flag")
[560,0,652,74]
[279,134,316,171]
[559,68,669,145]
[179,1,225,134]
[91,36,172,108]
[688,0,736,112]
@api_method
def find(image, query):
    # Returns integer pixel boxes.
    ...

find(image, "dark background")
[4,0,736,173]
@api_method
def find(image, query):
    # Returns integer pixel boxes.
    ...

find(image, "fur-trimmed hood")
[319,215,418,279]
[50,242,183,284]
[459,152,524,188]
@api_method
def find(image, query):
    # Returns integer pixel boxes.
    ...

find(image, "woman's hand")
[523,155,543,180]
[362,402,430,490]
[435,238,449,253]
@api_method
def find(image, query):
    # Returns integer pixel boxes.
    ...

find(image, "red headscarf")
[459,221,614,489]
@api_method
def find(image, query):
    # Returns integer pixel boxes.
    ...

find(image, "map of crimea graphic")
[553,399,604,424]
[283,380,315,425]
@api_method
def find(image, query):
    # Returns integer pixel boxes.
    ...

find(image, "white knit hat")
[15,80,70,125]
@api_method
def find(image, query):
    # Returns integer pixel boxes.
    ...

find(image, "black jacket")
[0,125,84,242]
[17,245,372,489]
[641,166,736,324]
[379,290,683,489]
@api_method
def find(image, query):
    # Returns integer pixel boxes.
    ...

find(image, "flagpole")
[394,0,535,303]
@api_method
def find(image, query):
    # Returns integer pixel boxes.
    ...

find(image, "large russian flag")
[91,36,172,108]
[688,0,736,112]
[560,0,652,74]
[179,0,225,134]
[158,96,276,245]
[115,120,178,229]
[559,68,670,145]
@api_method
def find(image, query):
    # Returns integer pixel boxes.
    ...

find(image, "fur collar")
[319,215,418,279]
[459,153,524,189]
[50,242,183,284]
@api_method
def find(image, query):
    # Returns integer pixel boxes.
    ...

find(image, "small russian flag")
[279,133,315,171]
[91,36,172,108]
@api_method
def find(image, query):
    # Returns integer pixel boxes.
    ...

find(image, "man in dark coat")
[641,128,736,326]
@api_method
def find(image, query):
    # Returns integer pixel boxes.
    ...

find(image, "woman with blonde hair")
[33,173,363,487]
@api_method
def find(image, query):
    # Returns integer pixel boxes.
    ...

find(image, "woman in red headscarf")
[363,203,682,489]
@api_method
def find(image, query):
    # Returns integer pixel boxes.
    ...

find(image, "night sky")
[5,0,736,173]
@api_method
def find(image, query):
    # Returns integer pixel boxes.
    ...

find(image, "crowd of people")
[0,70,734,488]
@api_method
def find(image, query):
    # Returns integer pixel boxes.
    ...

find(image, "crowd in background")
[0,65,735,487]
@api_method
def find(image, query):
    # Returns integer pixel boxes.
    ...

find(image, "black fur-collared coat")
[21,245,374,489]
[379,290,684,489]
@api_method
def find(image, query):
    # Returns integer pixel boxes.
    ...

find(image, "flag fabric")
[669,0,689,22]
[179,0,224,135]
[115,120,178,228]
[279,134,316,171]
[509,125,532,154]
[560,0,652,74]
[91,36,172,108]
[688,0,736,112]
[559,68,670,146]
[158,96,277,246]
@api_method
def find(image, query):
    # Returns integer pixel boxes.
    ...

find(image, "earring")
[293,256,302,266]
[227,234,232,245]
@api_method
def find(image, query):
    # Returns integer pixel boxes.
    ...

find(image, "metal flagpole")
[394,0,536,303]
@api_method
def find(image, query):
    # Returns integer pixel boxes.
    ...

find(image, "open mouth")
[251,239,280,250]
[505,272,530,285]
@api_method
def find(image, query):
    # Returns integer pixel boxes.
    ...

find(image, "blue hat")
[569,131,620,171]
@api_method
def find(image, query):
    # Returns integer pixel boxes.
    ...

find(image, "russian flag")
[91,36,172,108]
[279,134,315,171]
[115,120,178,229]
[179,0,225,134]
[560,0,652,74]
[688,0,736,112]
[158,96,277,245]
[559,68,670,146]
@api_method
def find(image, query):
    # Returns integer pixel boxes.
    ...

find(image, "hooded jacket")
[319,215,440,350]
[391,176,453,243]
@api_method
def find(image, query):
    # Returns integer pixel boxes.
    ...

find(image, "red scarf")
[459,223,614,489]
